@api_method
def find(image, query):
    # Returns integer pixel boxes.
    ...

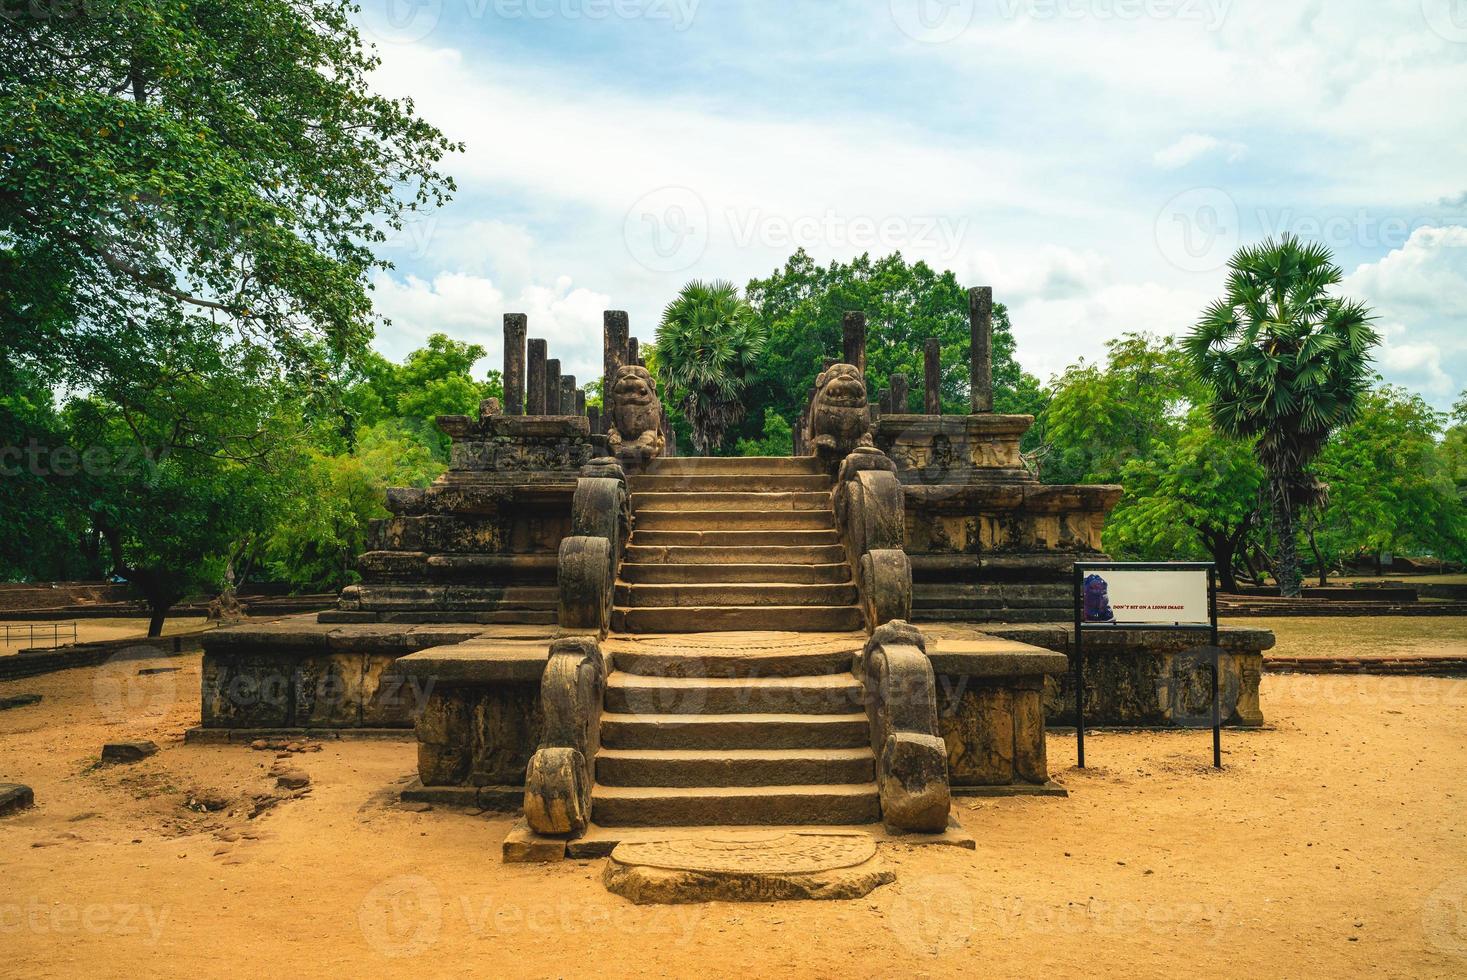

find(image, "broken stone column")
[527,339,547,415]
[842,311,867,373]
[545,359,562,415]
[924,338,942,415]
[604,311,629,397]
[587,405,601,434]
[627,337,640,368]
[575,388,586,417]
[890,373,909,414]
[969,286,993,413]
[504,313,527,415]
[560,375,576,417]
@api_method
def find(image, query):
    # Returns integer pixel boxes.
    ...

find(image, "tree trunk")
[1271,482,1303,598]
[147,605,167,638]
[1308,528,1328,587]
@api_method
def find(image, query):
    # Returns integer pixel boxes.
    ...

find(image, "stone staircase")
[611,457,864,634]
[592,636,880,826]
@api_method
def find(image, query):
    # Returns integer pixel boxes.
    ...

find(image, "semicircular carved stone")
[558,535,612,633]
[855,470,905,552]
[860,549,912,629]
[607,366,666,468]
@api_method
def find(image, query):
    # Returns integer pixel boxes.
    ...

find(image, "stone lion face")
[613,367,656,406]
[816,364,867,409]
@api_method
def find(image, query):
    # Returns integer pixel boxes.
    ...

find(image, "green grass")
[1235,616,1467,659]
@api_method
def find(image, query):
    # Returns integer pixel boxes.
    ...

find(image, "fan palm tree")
[1183,235,1377,597]
[655,280,767,455]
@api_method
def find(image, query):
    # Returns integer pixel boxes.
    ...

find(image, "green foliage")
[0,0,459,393]
[1036,333,1202,485]
[1184,235,1378,595]
[655,280,766,455]
[1311,386,1467,568]
[735,410,794,458]
[742,250,1044,447]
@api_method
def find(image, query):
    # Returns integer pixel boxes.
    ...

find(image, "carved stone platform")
[602,831,894,904]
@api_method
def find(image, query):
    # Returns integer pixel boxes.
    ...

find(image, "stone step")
[604,672,862,715]
[647,457,825,476]
[623,544,848,566]
[616,583,859,609]
[629,529,843,548]
[611,648,856,679]
[630,474,832,494]
[631,491,832,513]
[613,605,865,633]
[634,510,835,532]
[619,562,852,585]
[600,711,871,750]
[592,783,880,826]
[596,748,876,787]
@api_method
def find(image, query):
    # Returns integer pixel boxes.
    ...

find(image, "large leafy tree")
[1,0,459,388]
[655,280,767,455]
[742,250,1045,450]
[1184,235,1378,597]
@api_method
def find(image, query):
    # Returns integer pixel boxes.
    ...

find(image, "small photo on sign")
[1083,573,1115,623]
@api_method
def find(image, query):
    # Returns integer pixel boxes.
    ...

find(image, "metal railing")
[1,622,79,649]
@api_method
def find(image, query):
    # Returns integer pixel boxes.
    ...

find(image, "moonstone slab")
[603,831,894,904]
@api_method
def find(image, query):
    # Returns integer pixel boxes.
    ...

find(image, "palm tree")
[1184,235,1377,597]
[655,280,767,455]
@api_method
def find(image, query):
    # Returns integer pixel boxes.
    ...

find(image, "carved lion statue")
[607,365,665,466]
[807,362,873,461]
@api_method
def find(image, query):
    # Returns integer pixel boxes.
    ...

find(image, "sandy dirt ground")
[1,618,211,654]
[2,645,1465,980]
[1235,615,1467,660]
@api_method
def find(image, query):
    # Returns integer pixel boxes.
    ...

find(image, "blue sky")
[356,0,1467,410]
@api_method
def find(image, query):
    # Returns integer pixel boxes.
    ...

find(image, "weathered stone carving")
[523,636,605,837]
[807,363,872,463]
[832,446,912,629]
[606,365,666,466]
[558,535,612,634]
[859,621,950,832]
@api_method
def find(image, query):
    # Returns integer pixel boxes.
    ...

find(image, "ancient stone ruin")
[197,291,1274,893]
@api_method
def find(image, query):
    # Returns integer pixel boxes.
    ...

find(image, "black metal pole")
[1073,563,1085,769]
[1210,565,1221,769]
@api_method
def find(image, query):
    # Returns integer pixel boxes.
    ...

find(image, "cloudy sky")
[356,0,1467,409]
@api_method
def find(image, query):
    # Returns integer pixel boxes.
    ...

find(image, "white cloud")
[1153,134,1247,170]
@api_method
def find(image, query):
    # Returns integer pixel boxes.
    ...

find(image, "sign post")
[1073,561,1222,770]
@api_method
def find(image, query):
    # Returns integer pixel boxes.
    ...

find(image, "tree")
[742,250,1045,449]
[654,280,767,455]
[1036,333,1203,485]
[1,0,458,392]
[1183,235,1378,597]
[1103,409,1264,591]
[735,410,794,458]
[1310,386,1467,575]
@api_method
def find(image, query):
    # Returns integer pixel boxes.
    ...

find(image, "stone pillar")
[969,286,993,413]
[504,314,527,416]
[545,359,562,415]
[604,311,629,396]
[587,405,601,434]
[842,311,866,373]
[890,373,909,414]
[575,388,586,417]
[627,337,640,368]
[924,338,942,415]
[527,339,547,415]
[560,375,576,417]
